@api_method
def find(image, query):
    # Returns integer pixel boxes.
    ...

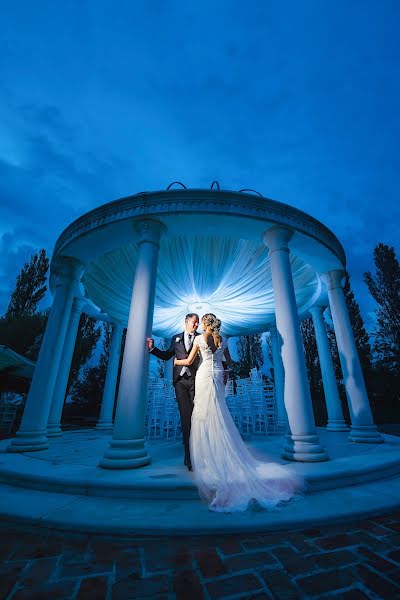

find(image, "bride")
[174,313,302,513]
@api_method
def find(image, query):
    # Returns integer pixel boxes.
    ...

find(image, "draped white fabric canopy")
[50,188,345,337]
[82,235,319,337]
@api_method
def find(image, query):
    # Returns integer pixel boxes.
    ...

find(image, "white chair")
[250,367,262,381]
[225,379,234,397]
[0,404,18,434]
[160,378,182,439]
[264,383,278,431]
[251,382,267,435]
[236,378,254,435]
[225,394,240,429]
[147,383,165,438]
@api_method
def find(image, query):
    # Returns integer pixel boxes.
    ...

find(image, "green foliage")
[300,317,321,394]
[69,322,124,415]
[1,249,50,367]
[6,249,49,318]
[343,272,372,374]
[69,363,105,415]
[300,317,327,425]
[364,243,400,374]
[67,315,102,396]
[157,338,166,378]
[0,311,48,361]
[233,333,263,379]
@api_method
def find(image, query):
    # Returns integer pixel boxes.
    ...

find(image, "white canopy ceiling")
[82,235,319,337]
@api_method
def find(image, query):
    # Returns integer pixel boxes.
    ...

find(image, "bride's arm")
[174,345,199,366]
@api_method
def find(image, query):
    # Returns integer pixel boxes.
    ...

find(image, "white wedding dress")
[190,336,302,513]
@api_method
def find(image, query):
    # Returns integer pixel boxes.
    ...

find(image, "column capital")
[321,269,346,291]
[53,256,84,285]
[309,304,327,319]
[134,219,166,247]
[263,226,294,254]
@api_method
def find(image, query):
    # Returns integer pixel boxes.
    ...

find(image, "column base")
[326,420,350,432]
[99,438,151,469]
[7,430,49,452]
[282,434,329,462]
[47,424,63,437]
[349,425,384,443]
[96,420,114,430]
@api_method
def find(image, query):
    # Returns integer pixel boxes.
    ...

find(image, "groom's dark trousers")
[174,373,195,463]
[150,332,200,464]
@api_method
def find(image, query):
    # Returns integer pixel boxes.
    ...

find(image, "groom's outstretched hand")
[147,337,155,351]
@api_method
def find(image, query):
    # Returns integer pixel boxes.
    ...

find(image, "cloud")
[0,1,399,332]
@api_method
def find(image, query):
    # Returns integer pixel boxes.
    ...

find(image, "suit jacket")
[151,331,201,384]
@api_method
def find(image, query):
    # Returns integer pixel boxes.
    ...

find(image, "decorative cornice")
[52,189,346,267]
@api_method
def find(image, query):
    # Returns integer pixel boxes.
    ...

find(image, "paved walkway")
[1,512,400,599]
[2,425,400,598]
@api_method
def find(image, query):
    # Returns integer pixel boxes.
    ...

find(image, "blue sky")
[1,1,399,330]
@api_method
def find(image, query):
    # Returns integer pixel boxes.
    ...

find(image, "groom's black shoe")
[184,456,193,471]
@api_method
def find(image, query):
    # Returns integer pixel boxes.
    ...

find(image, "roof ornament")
[210,180,220,190]
[166,181,187,190]
[238,188,263,197]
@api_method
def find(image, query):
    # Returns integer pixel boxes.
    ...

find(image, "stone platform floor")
[2,426,400,598]
[1,512,400,599]
[1,429,400,536]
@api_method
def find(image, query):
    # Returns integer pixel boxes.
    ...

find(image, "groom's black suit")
[150,331,200,465]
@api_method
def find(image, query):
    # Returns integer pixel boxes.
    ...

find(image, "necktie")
[187,334,193,349]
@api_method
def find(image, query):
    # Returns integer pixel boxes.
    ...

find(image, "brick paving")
[0,512,400,599]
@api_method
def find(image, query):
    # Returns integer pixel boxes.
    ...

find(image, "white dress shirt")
[180,331,194,376]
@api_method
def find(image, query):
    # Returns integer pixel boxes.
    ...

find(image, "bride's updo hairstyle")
[202,313,222,347]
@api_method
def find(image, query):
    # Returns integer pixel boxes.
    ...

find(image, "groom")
[147,313,200,471]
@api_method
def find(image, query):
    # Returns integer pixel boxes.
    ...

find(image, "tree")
[300,318,321,393]
[69,363,105,416]
[67,315,102,396]
[343,272,372,374]
[233,333,263,379]
[68,322,124,416]
[300,317,326,425]
[0,311,48,361]
[6,249,49,318]
[156,339,166,378]
[0,250,50,364]
[364,244,400,374]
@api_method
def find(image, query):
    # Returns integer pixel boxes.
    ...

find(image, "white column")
[100,219,165,469]
[8,257,83,452]
[264,227,328,461]
[96,322,124,430]
[310,305,349,431]
[322,270,383,443]
[47,296,85,437]
[268,324,287,427]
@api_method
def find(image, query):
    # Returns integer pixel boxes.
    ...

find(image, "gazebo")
[7,185,382,468]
